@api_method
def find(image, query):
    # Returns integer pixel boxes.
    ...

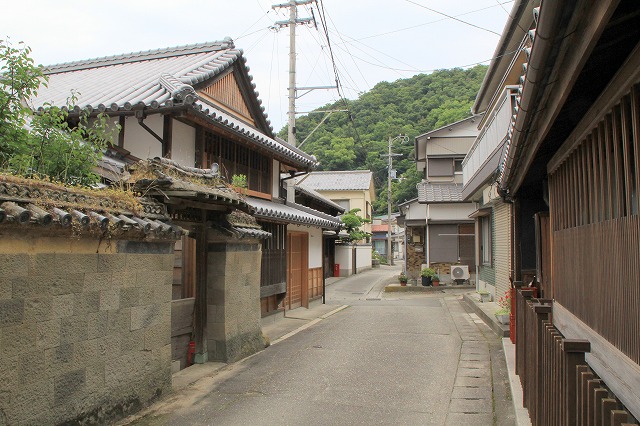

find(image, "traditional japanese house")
[493,0,640,423]
[29,38,341,371]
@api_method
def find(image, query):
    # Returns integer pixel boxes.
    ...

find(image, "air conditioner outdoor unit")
[451,265,470,280]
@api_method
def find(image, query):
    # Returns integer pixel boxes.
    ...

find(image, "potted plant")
[478,290,491,303]
[494,291,511,324]
[420,268,436,286]
[432,275,440,286]
[398,272,408,286]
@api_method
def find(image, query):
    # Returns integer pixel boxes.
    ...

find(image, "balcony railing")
[463,86,518,185]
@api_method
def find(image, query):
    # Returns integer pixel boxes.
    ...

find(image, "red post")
[333,263,340,277]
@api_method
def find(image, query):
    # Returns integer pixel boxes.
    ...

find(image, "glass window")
[480,215,492,265]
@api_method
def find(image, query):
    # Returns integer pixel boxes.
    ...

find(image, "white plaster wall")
[428,203,477,221]
[171,119,195,167]
[406,202,427,221]
[356,244,372,271]
[335,245,353,276]
[288,224,323,268]
[307,227,323,268]
[426,137,475,157]
[124,115,163,160]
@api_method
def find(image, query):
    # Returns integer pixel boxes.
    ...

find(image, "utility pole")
[272,0,314,146]
[382,135,408,266]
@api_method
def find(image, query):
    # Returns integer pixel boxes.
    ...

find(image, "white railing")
[463,86,518,185]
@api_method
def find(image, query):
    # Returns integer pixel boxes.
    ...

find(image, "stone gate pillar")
[205,232,264,362]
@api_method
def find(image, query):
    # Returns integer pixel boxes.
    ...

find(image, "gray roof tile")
[297,171,373,191]
[417,183,464,203]
[246,197,341,229]
[31,39,317,169]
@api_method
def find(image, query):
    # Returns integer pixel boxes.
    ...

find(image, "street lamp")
[382,134,408,266]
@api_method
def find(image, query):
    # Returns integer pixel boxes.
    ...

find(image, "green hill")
[280,65,487,213]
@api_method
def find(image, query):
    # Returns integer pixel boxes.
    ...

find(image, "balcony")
[462,86,518,192]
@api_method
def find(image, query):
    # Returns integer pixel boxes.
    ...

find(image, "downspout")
[500,2,562,194]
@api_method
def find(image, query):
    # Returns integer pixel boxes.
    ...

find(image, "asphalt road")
[130,264,515,425]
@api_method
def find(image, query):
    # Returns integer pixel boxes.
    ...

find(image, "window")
[428,158,454,177]
[480,215,492,265]
[334,199,350,211]
[203,131,271,195]
[454,159,463,174]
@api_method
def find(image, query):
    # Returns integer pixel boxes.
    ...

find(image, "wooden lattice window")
[203,131,271,195]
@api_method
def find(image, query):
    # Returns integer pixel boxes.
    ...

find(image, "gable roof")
[297,171,373,191]
[30,39,318,170]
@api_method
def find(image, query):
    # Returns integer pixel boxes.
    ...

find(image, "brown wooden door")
[286,232,308,309]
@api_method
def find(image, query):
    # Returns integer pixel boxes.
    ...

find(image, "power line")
[403,0,502,36]
[348,1,513,43]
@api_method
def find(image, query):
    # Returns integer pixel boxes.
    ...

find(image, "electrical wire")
[348,1,513,43]
[404,0,502,36]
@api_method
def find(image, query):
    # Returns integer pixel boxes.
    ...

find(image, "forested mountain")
[279,65,487,213]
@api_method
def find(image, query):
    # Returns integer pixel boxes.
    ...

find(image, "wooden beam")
[549,41,640,173]
[511,0,620,192]
[163,115,173,159]
[554,302,640,421]
[118,115,125,148]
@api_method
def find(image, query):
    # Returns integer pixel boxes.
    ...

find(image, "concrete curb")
[460,293,509,337]
[270,305,349,345]
[385,284,475,292]
[503,338,532,426]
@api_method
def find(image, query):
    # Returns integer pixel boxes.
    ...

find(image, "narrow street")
[128,265,515,425]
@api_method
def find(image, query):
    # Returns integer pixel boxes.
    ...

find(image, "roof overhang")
[468,207,492,219]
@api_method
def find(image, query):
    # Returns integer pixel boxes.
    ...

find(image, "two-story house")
[30,39,342,371]
[410,117,479,283]
[482,0,640,423]
[296,170,375,276]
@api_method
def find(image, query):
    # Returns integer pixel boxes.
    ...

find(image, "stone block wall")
[0,236,174,425]
[406,226,426,280]
[206,234,264,363]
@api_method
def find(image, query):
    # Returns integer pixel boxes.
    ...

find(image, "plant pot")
[495,314,510,325]
[400,281,407,287]
[432,280,440,287]
[421,276,432,286]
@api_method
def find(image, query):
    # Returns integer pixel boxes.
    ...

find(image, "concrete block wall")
[0,237,174,425]
[206,235,264,363]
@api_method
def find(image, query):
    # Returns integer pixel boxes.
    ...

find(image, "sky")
[1,0,512,132]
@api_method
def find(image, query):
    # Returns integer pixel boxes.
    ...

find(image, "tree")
[0,39,117,186]
[278,66,487,214]
[340,208,371,243]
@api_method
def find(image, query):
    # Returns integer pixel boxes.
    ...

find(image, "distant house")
[480,0,640,423]
[371,214,403,261]
[297,170,375,275]
[29,39,341,375]
[297,170,375,235]
[410,117,479,282]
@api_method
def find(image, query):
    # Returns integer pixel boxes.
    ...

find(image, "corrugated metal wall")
[493,200,511,298]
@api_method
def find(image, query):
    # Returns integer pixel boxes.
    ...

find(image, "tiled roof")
[295,183,345,212]
[0,177,183,239]
[297,171,373,191]
[417,183,464,203]
[31,40,317,170]
[130,158,247,209]
[246,197,342,229]
[372,224,389,233]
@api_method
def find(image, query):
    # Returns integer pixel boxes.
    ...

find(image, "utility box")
[334,263,340,277]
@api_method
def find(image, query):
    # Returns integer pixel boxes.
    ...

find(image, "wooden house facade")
[493,0,640,423]
[31,39,342,371]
